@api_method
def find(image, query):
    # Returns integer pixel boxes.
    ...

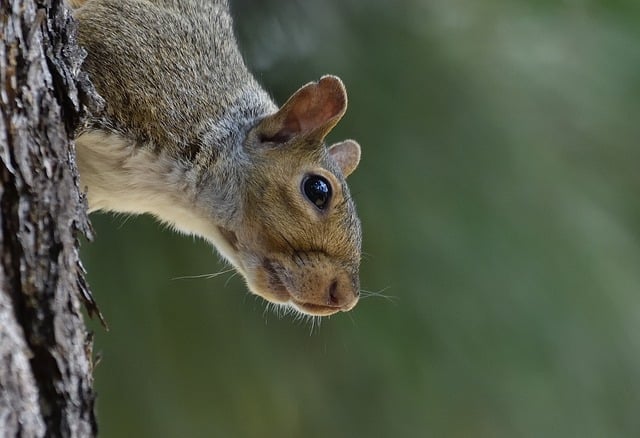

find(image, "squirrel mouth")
[261,259,343,316]
[289,301,343,316]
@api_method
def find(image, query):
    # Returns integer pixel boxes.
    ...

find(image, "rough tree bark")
[0,0,102,436]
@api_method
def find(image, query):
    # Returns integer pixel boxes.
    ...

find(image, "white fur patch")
[75,131,245,271]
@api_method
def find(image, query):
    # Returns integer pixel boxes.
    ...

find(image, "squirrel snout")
[255,256,359,316]
[289,265,360,316]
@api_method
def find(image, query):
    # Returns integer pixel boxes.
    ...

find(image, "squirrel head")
[218,76,362,316]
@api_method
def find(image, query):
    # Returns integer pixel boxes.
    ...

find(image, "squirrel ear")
[328,139,361,177]
[258,75,347,144]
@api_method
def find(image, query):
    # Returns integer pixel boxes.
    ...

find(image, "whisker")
[170,267,236,281]
[223,270,239,287]
[308,315,321,335]
[262,301,273,319]
[359,287,397,303]
[274,229,295,252]
[346,310,356,327]
[275,229,305,266]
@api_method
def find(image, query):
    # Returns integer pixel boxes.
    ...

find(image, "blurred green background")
[82,0,640,436]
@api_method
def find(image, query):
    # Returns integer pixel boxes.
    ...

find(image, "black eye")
[302,175,332,210]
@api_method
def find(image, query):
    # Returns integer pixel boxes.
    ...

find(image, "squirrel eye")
[302,175,332,210]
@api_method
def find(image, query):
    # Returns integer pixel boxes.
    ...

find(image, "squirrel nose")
[328,279,339,305]
[326,276,358,310]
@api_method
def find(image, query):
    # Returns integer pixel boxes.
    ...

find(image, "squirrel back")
[74,0,363,316]
[76,0,274,156]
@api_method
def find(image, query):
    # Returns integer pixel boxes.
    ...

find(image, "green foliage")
[83,1,640,436]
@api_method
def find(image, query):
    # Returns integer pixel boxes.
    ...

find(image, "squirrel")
[70,0,363,316]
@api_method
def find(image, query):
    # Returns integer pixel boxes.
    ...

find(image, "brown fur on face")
[238,140,361,315]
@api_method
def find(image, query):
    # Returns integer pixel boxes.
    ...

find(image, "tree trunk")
[0,0,102,436]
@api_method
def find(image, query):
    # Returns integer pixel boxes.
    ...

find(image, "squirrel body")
[72,0,363,316]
